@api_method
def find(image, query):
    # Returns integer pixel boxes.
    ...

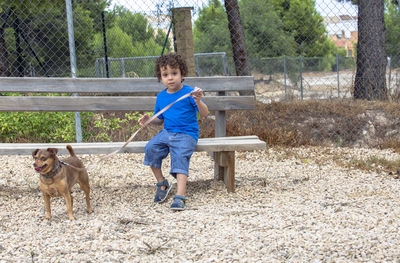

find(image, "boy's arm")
[192,88,209,119]
[196,100,209,119]
[138,114,164,126]
[150,117,164,125]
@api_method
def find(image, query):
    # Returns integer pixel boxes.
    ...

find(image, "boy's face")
[160,65,184,92]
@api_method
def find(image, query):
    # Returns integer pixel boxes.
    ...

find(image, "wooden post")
[214,96,226,181]
[171,7,196,77]
[223,151,235,192]
[215,151,235,192]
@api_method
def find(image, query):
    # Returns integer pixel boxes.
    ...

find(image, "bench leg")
[214,151,235,192]
[214,152,224,181]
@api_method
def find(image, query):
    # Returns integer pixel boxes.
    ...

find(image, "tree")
[239,0,296,58]
[193,0,294,74]
[356,0,387,100]
[194,0,336,70]
[93,26,135,58]
[193,0,231,54]
[92,8,167,77]
[74,0,111,33]
[0,9,11,76]
[0,2,168,77]
[271,0,333,57]
[155,28,171,52]
[339,0,387,100]
[224,0,250,77]
[111,6,168,57]
[114,6,154,44]
[0,0,105,77]
[385,0,400,57]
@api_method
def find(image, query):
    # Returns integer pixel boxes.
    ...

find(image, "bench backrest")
[0,76,254,111]
[0,76,255,137]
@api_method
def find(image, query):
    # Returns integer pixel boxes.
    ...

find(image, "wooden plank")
[0,96,255,112]
[197,135,260,141]
[4,136,263,147]
[223,151,235,192]
[0,136,266,155]
[195,139,266,152]
[0,96,156,112]
[185,76,254,92]
[0,76,254,93]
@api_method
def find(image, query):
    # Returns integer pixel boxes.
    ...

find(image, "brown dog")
[32,145,93,221]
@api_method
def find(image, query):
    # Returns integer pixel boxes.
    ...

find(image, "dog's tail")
[66,145,77,157]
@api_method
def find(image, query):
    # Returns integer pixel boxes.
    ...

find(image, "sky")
[111,0,358,18]
[315,0,358,17]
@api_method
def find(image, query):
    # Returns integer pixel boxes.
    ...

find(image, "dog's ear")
[47,148,58,155]
[32,149,40,158]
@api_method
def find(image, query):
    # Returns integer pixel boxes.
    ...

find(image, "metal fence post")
[102,58,106,77]
[94,59,99,77]
[121,58,126,78]
[336,53,340,98]
[388,56,392,98]
[222,53,229,76]
[101,11,110,78]
[195,55,200,76]
[65,0,82,143]
[299,55,303,100]
[283,55,287,98]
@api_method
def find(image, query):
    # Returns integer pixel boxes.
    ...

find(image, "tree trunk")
[0,27,10,77]
[354,0,387,100]
[0,10,11,77]
[224,0,252,90]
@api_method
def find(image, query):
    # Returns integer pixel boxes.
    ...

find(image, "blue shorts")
[143,129,198,177]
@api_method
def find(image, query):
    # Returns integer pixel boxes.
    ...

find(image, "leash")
[87,88,201,170]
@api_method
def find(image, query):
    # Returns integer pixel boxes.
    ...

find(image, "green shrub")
[85,112,147,142]
[0,112,93,143]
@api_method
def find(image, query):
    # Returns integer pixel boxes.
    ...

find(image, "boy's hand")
[191,87,203,103]
[138,114,150,127]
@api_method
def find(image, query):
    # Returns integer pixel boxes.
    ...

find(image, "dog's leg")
[63,192,75,221]
[43,193,51,220]
[79,172,93,214]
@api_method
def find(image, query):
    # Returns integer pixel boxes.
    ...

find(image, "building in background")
[324,15,358,57]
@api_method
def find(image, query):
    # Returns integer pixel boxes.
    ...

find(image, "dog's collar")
[41,161,66,179]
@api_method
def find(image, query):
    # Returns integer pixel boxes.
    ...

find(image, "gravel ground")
[0,147,400,262]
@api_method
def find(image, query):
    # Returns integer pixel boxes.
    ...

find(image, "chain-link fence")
[94,52,229,77]
[1,0,400,147]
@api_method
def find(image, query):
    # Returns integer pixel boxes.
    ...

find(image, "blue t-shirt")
[154,85,200,140]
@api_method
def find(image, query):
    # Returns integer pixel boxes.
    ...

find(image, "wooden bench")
[0,76,266,192]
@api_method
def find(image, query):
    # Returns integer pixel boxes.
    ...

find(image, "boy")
[138,53,208,211]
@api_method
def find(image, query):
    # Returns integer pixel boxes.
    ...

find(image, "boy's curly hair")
[155,53,188,82]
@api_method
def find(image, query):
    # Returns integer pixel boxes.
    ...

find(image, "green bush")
[0,112,93,143]
[91,112,142,141]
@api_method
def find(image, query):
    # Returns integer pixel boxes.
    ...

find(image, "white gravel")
[1,147,400,262]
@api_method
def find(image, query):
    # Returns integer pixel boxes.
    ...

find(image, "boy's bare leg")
[151,167,166,190]
[176,173,187,197]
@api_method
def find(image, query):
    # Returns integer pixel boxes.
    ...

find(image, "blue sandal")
[154,179,172,203]
[170,195,186,211]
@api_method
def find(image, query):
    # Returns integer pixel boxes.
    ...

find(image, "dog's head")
[32,148,59,174]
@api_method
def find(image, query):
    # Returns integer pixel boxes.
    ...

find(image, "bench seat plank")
[0,96,255,111]
[0,136,266,155]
